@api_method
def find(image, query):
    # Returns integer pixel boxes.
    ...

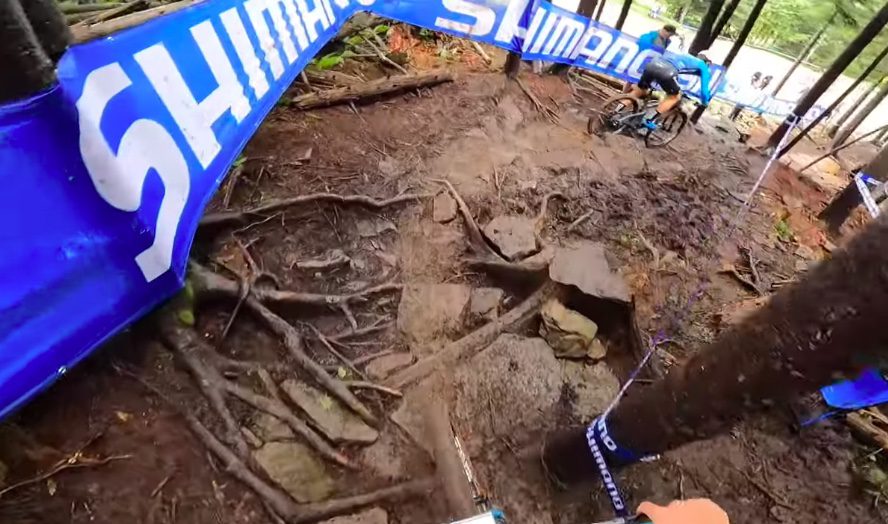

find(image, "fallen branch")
[288,71,454,111]
[345,381,403,398]
[470,41,492,64]
[307,324,367,381]
[797,123,888,173]
[72,0,202,42]
[72,0,149,27]
[387,282,558,388]
[567,209,596,232]
[848,411,888,452]
[60,2,123,14]
[200,192,430,229]
[362,35,409,75]
[719,265,765,297]
[534,191,565,234]
[296,479,434,523]
[0,451,130,499]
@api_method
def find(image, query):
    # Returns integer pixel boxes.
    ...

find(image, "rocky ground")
[1,26,886,524]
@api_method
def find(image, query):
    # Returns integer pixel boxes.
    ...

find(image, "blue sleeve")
[699,59,713,104]
[638,31,657,49]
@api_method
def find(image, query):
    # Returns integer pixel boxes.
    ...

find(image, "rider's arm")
[698,61,713,105]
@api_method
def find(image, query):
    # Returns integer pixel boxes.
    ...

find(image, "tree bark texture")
[827,77,883,138]
[778,40,888,158]
[544,214,888,483]
[819,143,888,232]
[688,0,725,55]
[708,0,741,47]
[832,79,888,147]
[0,0,55,103]
[21,0,71,63]
[772,12,834,98]
[768,2,888,148]
[615,0,633,30]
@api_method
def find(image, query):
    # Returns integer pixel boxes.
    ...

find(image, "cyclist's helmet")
[696,50,713,65]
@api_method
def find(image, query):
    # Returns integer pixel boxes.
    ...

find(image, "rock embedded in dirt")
[549,242,631,304]
[452,334,562,448]
[252,413,295,442]
[359,430,407,481]
[539,299,603,360]
[390,389,433,455]
[397,283,471,353]
[280,380,378,444]
[795,244,817,260]
[433,192,458,223]
[253,441,333,503]
[319,507,388,524]
[365,352,414,380]
[356,218,397,238]
[483,215,538,261]
[468,287,504,322]
[561,360,620,423]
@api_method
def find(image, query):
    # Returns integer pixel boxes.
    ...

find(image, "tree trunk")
[594,0,607,21]
[504,52,521,79]
[831,79,888,147]
[21,0,71,63]
[0,0,56,103]
[877,126,888,145]
[549,0,598,75]
[767,2,888,148]
[827,77,884,138]
[543,213,888,482]
[819,144,888,233]
[708,0,741,47]
[615,0,633,30]
[778,40,888,158]
[772,12,835,98]
[688,0,725,55]
[690,0,768,124]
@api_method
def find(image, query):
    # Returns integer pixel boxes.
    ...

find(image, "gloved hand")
[637,499,729,524]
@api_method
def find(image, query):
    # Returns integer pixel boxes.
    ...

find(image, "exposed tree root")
[158,315,351,468]
[345,381,403,398]
[307,324,367,381]
[200,192,432,230]
[534,191,565,233]
[386,281,560,388]
[514,77,559,124]
[190,264,381,427]
[435,179,504,260]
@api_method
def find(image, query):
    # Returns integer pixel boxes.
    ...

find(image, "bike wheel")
[588,94,641,136]
[645,109,687,148]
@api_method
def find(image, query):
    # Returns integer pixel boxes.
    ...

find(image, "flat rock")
[453,335,562,449]
[390,389,433,455]
[397,284,471,353]
[365,352,414,380]
[252,412,294,442]
[539,299,603,359]
[549,242,631,304]
[483,215,538,261]
[468,287,504,322]
[561,361,620,423]
[356,218,397,238]
[253,442,333,503]
[281,380,378,445]
[319,507,388,524]
[433,192,458,223]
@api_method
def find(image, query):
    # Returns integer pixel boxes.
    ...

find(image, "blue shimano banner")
[0,0,779,418]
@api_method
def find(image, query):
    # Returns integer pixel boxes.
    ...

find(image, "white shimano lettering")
[575,25,614,63]
[435,0,496,36]
[245,0,285,78]
[295,0,332,41]
[266,0,300,63]
[494,0,530,44]
[600,34,639,74]
[220,7,270,100]
[529,10,559,54]
[544,15,585,57]
[76,64,190,283]
[279,0,310,51]
[134,29,250,169]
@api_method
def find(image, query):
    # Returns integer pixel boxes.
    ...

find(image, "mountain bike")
[587,92,689,148]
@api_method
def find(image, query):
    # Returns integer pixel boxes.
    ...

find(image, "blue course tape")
[586,417,630,517]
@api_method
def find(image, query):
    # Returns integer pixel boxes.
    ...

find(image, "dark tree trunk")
[708,0,741,46]
[819,144,888,233]
[772,12,835,98]
[0,0,56,103]
[544,213,888,483]
[615,0,633,30]
[21,0,72,63]
[832,79,888,147]
[550,0,598,75]
[778,40,888,158]
[594,0,607,21]
[690,0,768,124]
[827,77,884,138]
[688,0,725,55]
[504,52,521,79]
[768,2,888,149]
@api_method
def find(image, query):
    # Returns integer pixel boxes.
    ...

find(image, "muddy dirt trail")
[0,64,883,524]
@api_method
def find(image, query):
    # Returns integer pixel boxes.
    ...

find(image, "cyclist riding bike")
[627,50,714,130]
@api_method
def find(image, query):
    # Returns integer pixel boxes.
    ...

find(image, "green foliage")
[373,24,391,35]
[314,53,344,70]
[774,218,793,242]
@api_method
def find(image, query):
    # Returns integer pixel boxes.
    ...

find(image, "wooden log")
[73,0,150,27]
[59,2,124,15]
[72,0,202,43]
[289,71,455,110]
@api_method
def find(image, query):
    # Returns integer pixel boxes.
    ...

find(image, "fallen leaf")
[319,395,334,411]
[115,411,133,423]
[336,367,348,379]
[47,478,57,496]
